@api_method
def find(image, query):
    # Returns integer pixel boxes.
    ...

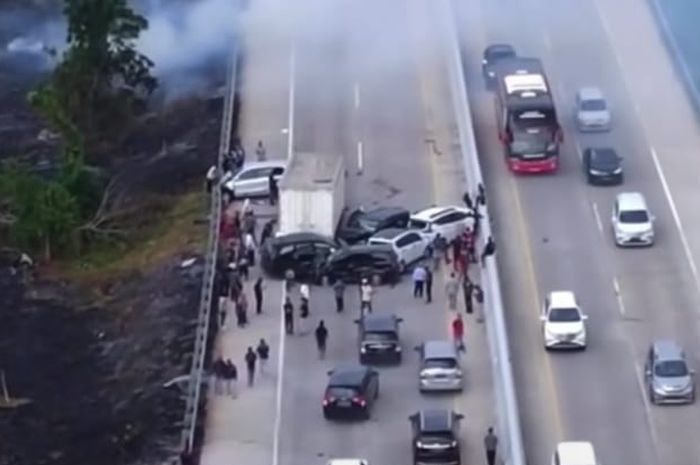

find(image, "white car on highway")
[327,460,368,465]
[221,160,286,199]
[368,228,430,271]
[408,206,473,243]
[611,192,655,247]
[540,291,588,350]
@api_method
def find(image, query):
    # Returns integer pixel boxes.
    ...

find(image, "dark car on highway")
[323,365,379,420]
[261,232,339,282]
[336,206,410,244]
[410,409,463,465]
[583,147,623,185]
[355,313,403,365]
[482,43,516,87]
[323,244,401,285]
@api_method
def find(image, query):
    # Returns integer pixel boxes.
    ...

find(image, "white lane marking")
[592,202,604,234]
[573,137,583,162]
[612,277,626,315]
[633,361,662,455]
[357,141,364,174]
[286,46,297,161]
[353,82,360,109]
[591,0,700,300]
[271,285,288,465]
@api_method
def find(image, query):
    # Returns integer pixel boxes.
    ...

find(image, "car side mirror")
[455,413,464,420]
[409,413,418,421]
[326,370,334,376]
[582,315,589,320]
[397,317,404,323]
[353,319,360,324]
[690,369,696,375]
[539,315,546,322]
[414,345,422,352]
[650,215,656,222]
[644,368,652,377]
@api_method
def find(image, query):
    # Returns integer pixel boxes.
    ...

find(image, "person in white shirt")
[360,279,373,315]
[300,283,310,303]
[206,165,217,193]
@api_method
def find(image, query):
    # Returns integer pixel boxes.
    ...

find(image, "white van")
[552,441,597,465]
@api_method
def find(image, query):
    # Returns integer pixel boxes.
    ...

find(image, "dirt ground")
[0,4,230,464]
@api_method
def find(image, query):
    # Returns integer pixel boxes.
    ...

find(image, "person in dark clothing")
[254,277,264,314]
[452,236,462,272]
[256,338,270,373]
[433,233,449,268]
[268,172,278,206]
[236,293,248,327]
[425,268,433,303]
[473,283,485,322]
[224,359,238,397]
[484,427,498,465]
[315,320,328,359]
[283,297,294,334]
[260,219,275,245]
[238,254,249,280]
[481,237,496,266]
[245,347,257,386]
[468,208,484,239]
[476,183,486,207]
[463,277,474,314]
[462,191,474,209]
[212,357,226,395]
[333,280,345,312]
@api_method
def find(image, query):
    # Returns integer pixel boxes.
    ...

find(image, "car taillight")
[352,396,366,407]
[323,396,335,407]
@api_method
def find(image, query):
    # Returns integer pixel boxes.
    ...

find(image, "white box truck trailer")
[278,152,345,238]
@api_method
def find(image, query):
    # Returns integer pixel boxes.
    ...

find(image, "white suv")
[368,228,430,272]
[408,206,473,243]
[611,192,655,247]
[540,291,588,350]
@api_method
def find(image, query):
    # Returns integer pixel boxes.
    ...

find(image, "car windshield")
[327,386,359,397]
[654,360,689,377]
[409,219,429,230]
[510,136,548,156]
[358,217,380,231]
[548,307,581,322]
[619,210,649,223]
[581,99,607,111]
[591,151,618,166]
[364,331,396,342]
[424,358,457,369]
[490,50,515,61]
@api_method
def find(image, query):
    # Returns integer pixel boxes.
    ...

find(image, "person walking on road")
[474,283,485,322]
[445,273,460,311]
[452,314,466,352]
[256,338,270,373]
[206,165,217,193]
[462,191,473,209]
[212,357,226,395]
[268,171,278,206]
[463,277,474,314]
[245,347,257,386]
[235,293,248,327]
[300,283,310,303]
[315,320,328,359]
[283,297,294,334]
[412,265,426,298]
[360,278,373,314]
[333,279,345,312]
[481,236,496,266]
[425,267,433,303]
[255,140,267,161]
[260,219,275,245]
[433,233,448,268]
[476,183,487,207]
[299,296,310,335]
[254,277,264,314]
[224,359,238,398]
[484,427,498,465]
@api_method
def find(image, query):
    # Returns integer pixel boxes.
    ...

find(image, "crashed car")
[336,207,410,244]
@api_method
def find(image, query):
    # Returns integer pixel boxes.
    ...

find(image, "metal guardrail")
[438,1,527,465]
[178,40,240,456]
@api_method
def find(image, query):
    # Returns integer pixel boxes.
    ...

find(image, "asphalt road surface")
[456,0,700,465]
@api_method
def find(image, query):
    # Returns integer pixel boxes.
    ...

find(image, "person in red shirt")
[452,314,465,352]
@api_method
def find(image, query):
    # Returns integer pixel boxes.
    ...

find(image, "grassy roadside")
[47,189,209,288]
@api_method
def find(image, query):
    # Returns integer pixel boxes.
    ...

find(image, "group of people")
[205,138,270,200]
[212,338,271,396]
[282,283,332,358]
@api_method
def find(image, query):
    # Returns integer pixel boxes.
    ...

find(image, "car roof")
[362,313,400,332]
[652,340,685,360]
[417,409,454,432]
[370,228,412,240]
[577,87,605,100]
[364,206,409,220]
[556,442,596,465]
[423,340,458,358]
[616,192,647,210]
[270,232,337,247]
[328,366,370,386]
[239,160,287,170]
[411,206,466,221]
[548,291,578,309]
[327,459,368,465]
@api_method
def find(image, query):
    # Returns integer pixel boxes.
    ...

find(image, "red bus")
[494,58,562,173]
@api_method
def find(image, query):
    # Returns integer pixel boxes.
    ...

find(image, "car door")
[292,243,317,279]
[368,371,379,406]
[394,234,413,264]
[274,244,296,274]
[235,167,266,196]
[435,212,468,240]
[251,167,273,195]
[405,232,426,263]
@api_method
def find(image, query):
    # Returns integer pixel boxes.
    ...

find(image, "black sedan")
[336,206,410,244]
[482,43,516,87]
[323,244,401,285]
[583,147,623,185]
[260,232,339,282]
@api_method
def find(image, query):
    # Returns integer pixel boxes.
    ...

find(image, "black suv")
[324,244,400,285]
[355,314,403,364]
[323,366,379,420]
[410,410,463,465]
[261,232,339,281]
[336,206,410,244]
[482,43,516,87]
[583,147,623,185]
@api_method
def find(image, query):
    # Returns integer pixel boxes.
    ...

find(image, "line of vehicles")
[482,43,696,465]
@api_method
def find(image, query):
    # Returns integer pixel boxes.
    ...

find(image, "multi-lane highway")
[456,1,700,465]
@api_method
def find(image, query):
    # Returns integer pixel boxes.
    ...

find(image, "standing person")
[359,278,373,314]
[219,293,229,331]
[237,293,249,326]
[473,283,485,322]
[315,320,328,359]
[445,273,460,311]
[463,277,474,314]
[462,190,474,209]
[268,171,278,206]
[255,140,267,161]
[468,208,484,239]
[283,297,294,334]
[412,265,427,298]
[464,228,477,264]
[452,314,466,352]
[452,236,463,272]
[433,233,448,268]
[300,283,310,303]
[253,277,264,314]
[256,338,270,373]
[245,347,257,386]
[481,237,496,266]
[206,164,217,193]
[299,297,310,335]
[238,252,250,281]
[484,427,498,465]
[212,357,226,395]
[333,279,345,312]
[476,183,487,207]
[260,219,275,245]
[224,359,238,398]
[425,267,433,303]
[244,232,256,266]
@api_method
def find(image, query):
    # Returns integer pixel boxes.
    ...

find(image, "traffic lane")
[276,282,462,465]
[519,1,700,462]
[455,2,659,465]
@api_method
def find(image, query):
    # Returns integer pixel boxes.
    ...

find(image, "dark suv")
[337,206,410,244]
[410,410,463,465]
[355,314,403,364]
[261,232,339,281]
[323,366,379,420]
[324,244,400,285]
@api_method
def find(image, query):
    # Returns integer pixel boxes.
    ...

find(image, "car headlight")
[395,346,402,352]
[451,440,458,447]
[360,346,367,354]
[546,142,556,152]
[589,169,606,175]
[488,71,495,77]
[612,167,622,174]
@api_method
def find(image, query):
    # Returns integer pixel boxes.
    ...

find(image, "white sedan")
[408,206,474,243]
[368,228,430,271]
[540,291,588,350]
